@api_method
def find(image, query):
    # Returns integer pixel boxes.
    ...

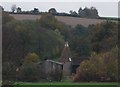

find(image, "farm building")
[18,42,84,82]
[60,42,72,76]
[18,60,63,82]
[43,60,63,81]
[60,42,85,76]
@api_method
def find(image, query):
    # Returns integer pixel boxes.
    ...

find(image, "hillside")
[10,14,106,27]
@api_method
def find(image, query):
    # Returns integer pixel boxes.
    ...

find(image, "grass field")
[14,82,119,87]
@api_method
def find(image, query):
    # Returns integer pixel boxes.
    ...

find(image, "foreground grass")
[14,82,119,87]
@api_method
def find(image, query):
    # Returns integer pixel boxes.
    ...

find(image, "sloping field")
[10,14,106,27]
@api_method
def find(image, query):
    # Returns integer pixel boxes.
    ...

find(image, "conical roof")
[60,42,72,62]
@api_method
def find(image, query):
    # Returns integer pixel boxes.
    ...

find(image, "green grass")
[13,82,119,87]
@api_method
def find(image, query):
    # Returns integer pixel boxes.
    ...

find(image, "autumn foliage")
[74,47,118,82]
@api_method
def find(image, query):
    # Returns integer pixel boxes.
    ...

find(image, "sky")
[0,0,119,17]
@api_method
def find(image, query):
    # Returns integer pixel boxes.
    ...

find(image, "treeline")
[99,17,119,21]
[2,11,119,82]
[2,5,99,18]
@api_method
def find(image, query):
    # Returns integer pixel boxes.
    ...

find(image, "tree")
[18,62,45,82]
[17,7,22,13]
[69,10,78,16]
[17,53,41,82]
[2,20,24,84]
[23,53,40,64]
[38,13,58,29]
[33,8,39,14]
[78,7,82,15]
[11,4,16,13]
[13,18,64,60]
[91,21,118,53]
[78,7,99,18]
[74,60,97,82]
[2,12,70,83]
[38,12,70,40]
[83,7,90,17]
[90,7,99,18]
[69,24,92,57]
[48,8,57,15]
[74,47,118,82]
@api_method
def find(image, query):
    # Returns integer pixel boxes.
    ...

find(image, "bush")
[73,60,97,82]
[47,69,63,81]
[24,53,40,64]
[18,63,38,82]
[18,53,46,82]
[18,63,46,82]
[74,47,118,82]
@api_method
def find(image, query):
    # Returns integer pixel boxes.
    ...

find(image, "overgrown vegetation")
[73,21,118,82]
[74,47,118,82]
[2,12,65,84]
[2,9,119,84]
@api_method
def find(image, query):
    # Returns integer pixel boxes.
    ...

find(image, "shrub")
[24,53,40,64]
[74,47,118,82]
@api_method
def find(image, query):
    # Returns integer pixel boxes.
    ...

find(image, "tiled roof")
[60,42,72,62]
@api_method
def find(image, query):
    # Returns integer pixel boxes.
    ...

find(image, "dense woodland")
[2,9,119,83]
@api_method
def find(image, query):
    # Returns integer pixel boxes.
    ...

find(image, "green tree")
[90,7,99,18]
[2,11,66,83]
[38,13,70,40]
[33,8,39,14]
[48,8,57,15]
[17,7,22,13]
[91,21,118,53]
[74,47,118,82]
[24,53,40,64]
[69,24,92,57]
[2,19,24,83]
[18,63,44,82]
[38,13,58,29]
[78,7,99,18]
[74,60,97,82]
[78,7,82,15]
[69,10,78,16]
